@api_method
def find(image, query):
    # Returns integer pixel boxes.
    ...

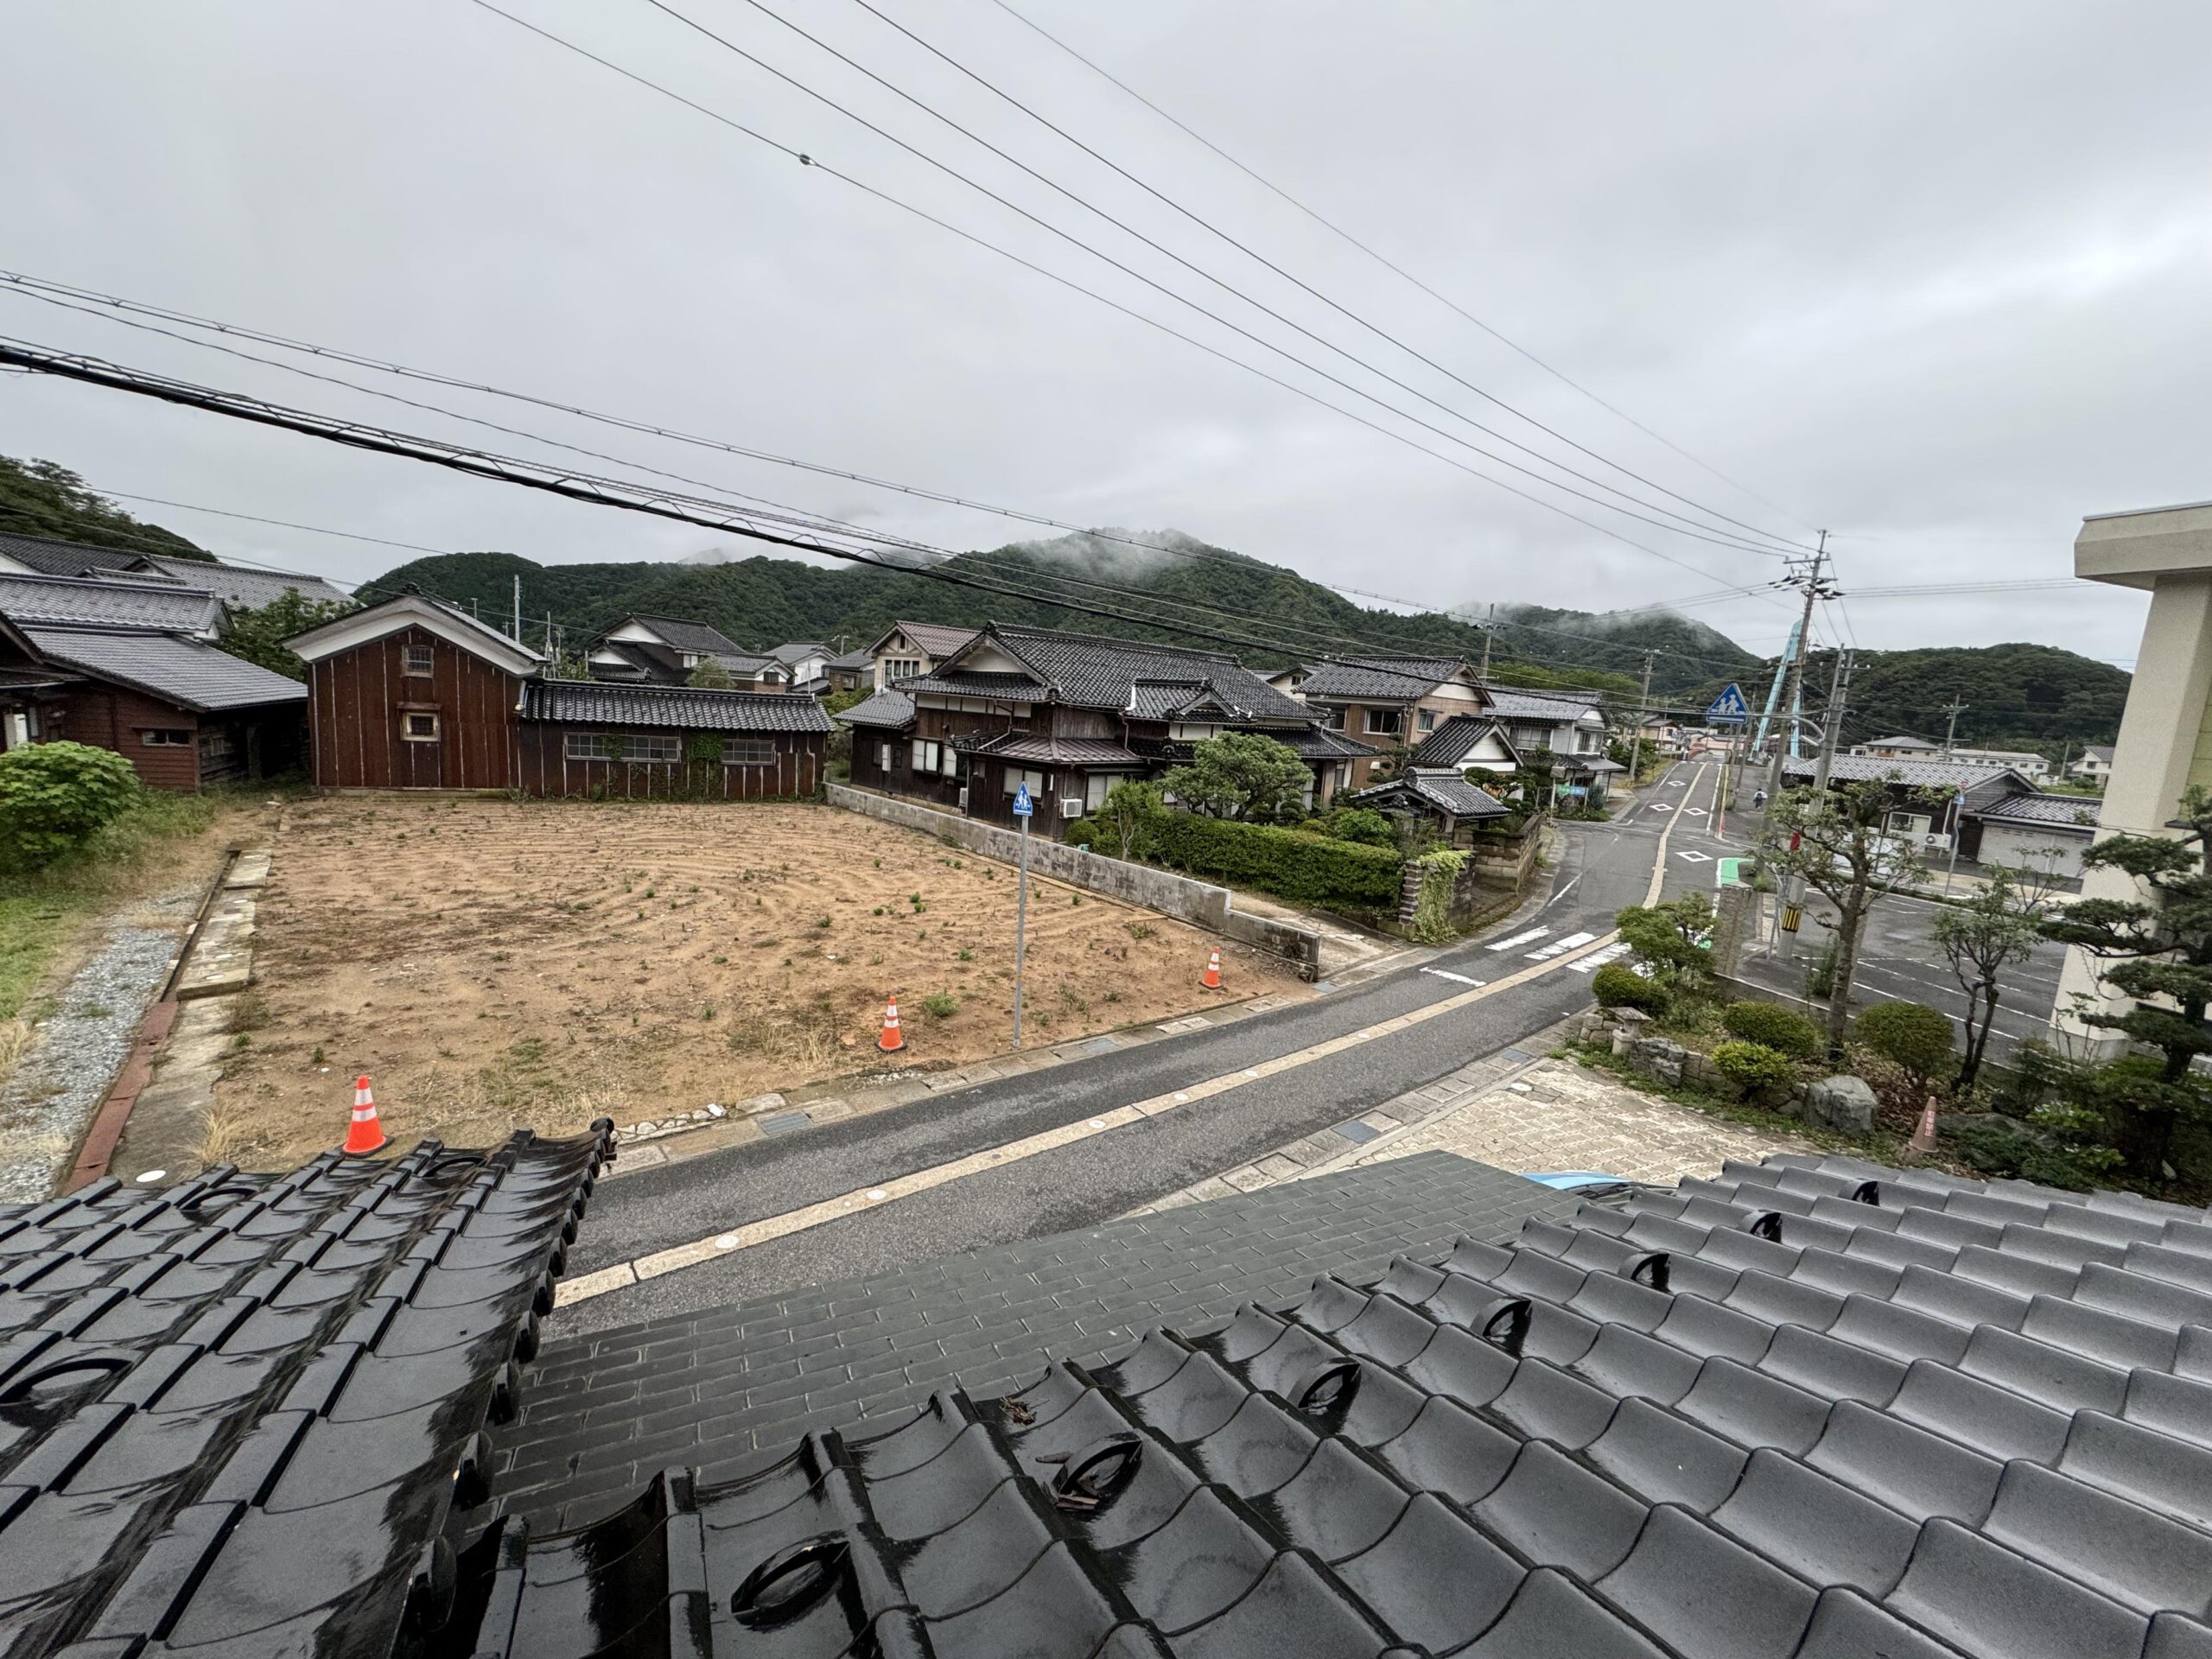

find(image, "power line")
[459,0,1794,589]
[643,0,1802,558]
[983,0,1822,540]
[818,0,1813,556]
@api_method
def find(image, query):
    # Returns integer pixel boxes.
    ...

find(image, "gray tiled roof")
[826,646,876,671]
[0,530,174,579]
[1272,725,1381,760]
[0,572,223,633]
[1409,712,1516,767]
[1785,753,2025,791]
[521,678,835,733]
[959,732,1147,766]
[615,613,747,657]
[1482,685,1606,721]
[1977,791,2102,830]
[833,687,917,728]
[899,668,1051,700]
[1863,734,1939,750]
[23,626,307,711]
[765,640,828,666]
[136,553,350,609]
[1352,767,1510,818]
[984,625,1315,721]
[874,619,981,658]
[2083,745,2116,764]
[1297,655,1469,701]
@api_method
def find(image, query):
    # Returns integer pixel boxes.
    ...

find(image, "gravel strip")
[0,885,197,1201]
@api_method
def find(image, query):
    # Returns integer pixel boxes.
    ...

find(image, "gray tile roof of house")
[485,1150,2212,1658]
[23,626,308,711]
[0,572,224,633]
[877,619,982,658]
[1864,734,1940,750]
[898,668,1051,701]
[766,641,829,666]
[521,677,835,732]
[2084,745,2117,764]
[827,646,876,671]
[1409,712,1516,768]
[1482,685,1607,721]
[0,1127,610,1659]
[136,553,350,609]
[1785,753,2025,791]
[617,613,747,657]
[1977,792,2103,830]
[0,530,177,579]
[1273,726,1381,760]
[985,625,1316,721]
[960,732,1147,766]
[1297,655,1469,701]
[1354,767,1510,818]
[835,687,917,728]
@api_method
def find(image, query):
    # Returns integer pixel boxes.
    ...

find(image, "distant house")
[1405,714,1522,777]
[1946,745,2051,780]
[1293,656,1493,789]
[839,623,1372,831]
[0,531,350,608]
[2069,743,2116,785]
[289,593,830,796]
[1971,791,2100,880]
[0,572,306,788]
[1783,753,2041,859]
[822,646,874,696]
[765,642,831,690]
[584,615,792,691]
[866,620,980,691]
[1853,734,1940,760]
[1344,769,1510,846]
[1479,686,1623,804]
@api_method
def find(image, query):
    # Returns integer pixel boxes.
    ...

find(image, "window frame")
[401,642,435,678]
[1416,708,1439,734]
[1363,707,1404,737]
[139,728,194,747]
[722,738,778,767]
[401,711,441,744]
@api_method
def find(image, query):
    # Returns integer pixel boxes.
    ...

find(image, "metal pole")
[1012,811,1029,1048]
[1764,532,1827,806]
[512,575,522,642]
[1943,786,1964,896]
[1782,649,1854,961]
[1629,648,1653,794]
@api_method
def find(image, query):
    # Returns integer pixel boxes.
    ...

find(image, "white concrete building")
[2053,499,2209,1052]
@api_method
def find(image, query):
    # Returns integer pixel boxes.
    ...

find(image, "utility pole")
[1627,648,1655,791]
[1764,532,1835,808]
[1478,604,1494,679]
[1781,648,1853,959]
[512,575,522,644]
[1941,696,1968,755]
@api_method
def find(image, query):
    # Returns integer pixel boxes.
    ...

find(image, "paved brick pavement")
[1353,1054,1815,1182]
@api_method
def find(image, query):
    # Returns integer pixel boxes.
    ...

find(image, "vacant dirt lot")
[216,798,1299,1166]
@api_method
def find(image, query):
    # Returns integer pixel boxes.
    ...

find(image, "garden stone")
[1632,1037,1686,1087]
[1806,1075,1877,1135]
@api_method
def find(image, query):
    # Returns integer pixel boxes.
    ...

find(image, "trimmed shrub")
[1711,1039,1799,1100]
[1145,813,1402,909]
[1855,1001,1955,1090]
[1592,963,1666,1013]
[1313,806,1396,848]
[1720,1001,1822,1060]
[0,741,141,870]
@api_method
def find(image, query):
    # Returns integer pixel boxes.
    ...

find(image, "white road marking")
[1487,927,1551,951]
[1684,807,1707,817]
[1676,849,1713,862]
[1528,931,1599,960]
[1568,941,1632,974]
[1421,968,1486,987]
[554,764,1714,1311]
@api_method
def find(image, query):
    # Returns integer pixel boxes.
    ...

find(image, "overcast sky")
[5,1,2207,669]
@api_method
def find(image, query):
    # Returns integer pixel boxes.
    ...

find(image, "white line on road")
[1528,931,1599,959]
[1568,942,1632,974]
[1487,927,1551,951]
[1421,968,1487,986]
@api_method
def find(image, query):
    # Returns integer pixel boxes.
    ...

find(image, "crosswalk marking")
[1421,968,1486,987]
[1568,941,1632,974]
[1528,931,1599,960]
[1486,927,1551,952]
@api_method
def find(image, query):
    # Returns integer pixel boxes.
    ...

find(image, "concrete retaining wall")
[828,785,1323,978]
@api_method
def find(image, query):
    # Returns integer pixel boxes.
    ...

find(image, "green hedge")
[1142,813,1402,908]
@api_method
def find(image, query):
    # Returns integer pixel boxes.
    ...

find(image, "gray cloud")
[5,0,2204,669]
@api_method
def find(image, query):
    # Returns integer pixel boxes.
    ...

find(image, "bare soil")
[217,797,1300,1166]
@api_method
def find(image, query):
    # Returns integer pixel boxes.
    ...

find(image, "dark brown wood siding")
[309,626,520,790]
[45,686,202,791]
[513,728,823,799]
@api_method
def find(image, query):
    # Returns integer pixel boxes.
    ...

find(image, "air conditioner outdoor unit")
[1060,795,1084,818]
[957,786,969,811]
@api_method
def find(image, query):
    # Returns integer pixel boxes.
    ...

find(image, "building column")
[2055,508,2212,1055]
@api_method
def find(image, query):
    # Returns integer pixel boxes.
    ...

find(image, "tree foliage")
[1854,1001,1955,1094]
[0,454,208,559]
[2040,787,2212,1176]
[217,589,351,682]
[1720,1001,1822,1060]
[1616,893,1718,990]
[685,658,736,689]
[0,742,142,870]
[1161,732,1310,822]
[1930,866,2056,1090]
[1592,963,1666,1013]
[1764,778,1932,1058]
[1092,780,1165,860]
[1711,1040,1800,1100]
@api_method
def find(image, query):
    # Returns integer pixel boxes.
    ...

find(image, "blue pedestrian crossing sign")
[1011,783,1034,818]
[1706,683,1751,726]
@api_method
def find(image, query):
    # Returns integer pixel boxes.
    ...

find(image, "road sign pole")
[1010,782,1033,1049]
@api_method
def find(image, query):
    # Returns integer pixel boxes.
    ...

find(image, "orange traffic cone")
[878,995,905,1053]
[1200,948,1222,990]
[1909,1095,1939,1156]
[343,1074,387,1155]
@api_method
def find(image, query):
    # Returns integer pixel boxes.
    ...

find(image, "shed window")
[402,713,440,742]
[564,733,680,763]
[402,643,434,677]
[723,738,777,766]
[912,739,957,777]
[141,728,193,747]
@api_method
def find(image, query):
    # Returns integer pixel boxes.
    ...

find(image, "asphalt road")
[555,760,1724,1334]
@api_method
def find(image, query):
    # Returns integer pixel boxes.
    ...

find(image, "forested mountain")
[368,532,1641,694]
[1800,644,2129,760]
[1455,600,1763,692]
[0,454,209,558]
